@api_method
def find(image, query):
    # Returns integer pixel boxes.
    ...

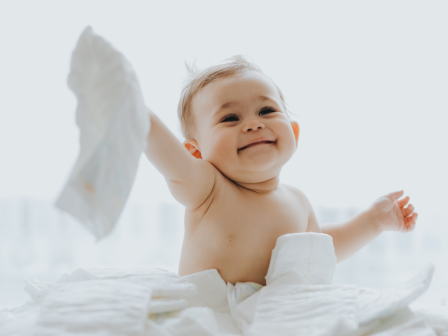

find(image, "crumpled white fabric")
[369,316,436,336]
[0,302,40,336]
[357,264,435,325]
[24,267,197,315]
[56,26,150,240]
[8,268,201,336]
[184,233,438,336]
[35,279,152,336]
[415,306,448,336]
[249,283,358,336]
[4,233,446,336]
[85,267,197,298]
[146,307,221,336]
[246,234,358,336]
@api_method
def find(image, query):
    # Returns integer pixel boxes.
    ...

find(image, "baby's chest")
[182,188,310,283]
[186,193,308,283]
[207,191,309,238]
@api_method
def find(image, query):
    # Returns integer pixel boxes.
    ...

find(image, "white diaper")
[227,282,263,311]
[183,233,435,336]
[55,27,150,240]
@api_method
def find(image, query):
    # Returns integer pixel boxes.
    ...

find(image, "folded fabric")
[182,233,437,336]
[34,280,152,336]
[56,26,150,240]
[0,302,40,336]
[249,284,358,336]
[246,234,357,335]
[5,234,445,336]
[357,264,434,325]
[146,307,220,336]
[415,306,448,336]
[227,282,263,311]
[85,267,198,298]
[371,316,436,336]
[265,232,336,286]
[148,298,188,314]
[20,268,202,335]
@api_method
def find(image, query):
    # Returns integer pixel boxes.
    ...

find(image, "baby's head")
[178,56,299,184]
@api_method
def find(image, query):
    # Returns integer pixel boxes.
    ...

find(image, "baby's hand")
[370,191,418,232]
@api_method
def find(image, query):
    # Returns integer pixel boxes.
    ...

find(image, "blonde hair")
[177,55,287,139]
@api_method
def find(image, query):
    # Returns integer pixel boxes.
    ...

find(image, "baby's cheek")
[278,127,297,156]
[202,134,232,163]
[215,139,234,163]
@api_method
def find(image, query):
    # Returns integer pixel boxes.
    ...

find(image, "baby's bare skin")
[145,70,418,285]
[179,176,316,285]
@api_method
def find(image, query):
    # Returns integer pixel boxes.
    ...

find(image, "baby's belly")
[178,224,303,285]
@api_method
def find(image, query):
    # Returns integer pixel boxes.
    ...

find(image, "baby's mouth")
[238,140,276,151]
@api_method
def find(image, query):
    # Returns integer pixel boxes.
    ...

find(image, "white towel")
[56,26,150,239]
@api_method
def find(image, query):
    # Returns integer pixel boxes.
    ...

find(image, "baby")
[144,56,417,286]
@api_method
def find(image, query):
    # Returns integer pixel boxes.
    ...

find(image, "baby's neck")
[234,176,280,194]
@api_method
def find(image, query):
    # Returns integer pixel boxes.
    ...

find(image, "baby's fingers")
[402,204,414,217]
[402,212,418,232]
[397,196,410,209]
[386,190,405,202]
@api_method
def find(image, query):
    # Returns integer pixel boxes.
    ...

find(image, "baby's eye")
[221,114,239,122]
[259,107,276,116]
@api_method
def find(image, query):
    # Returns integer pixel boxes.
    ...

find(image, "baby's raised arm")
[144,109,216,208]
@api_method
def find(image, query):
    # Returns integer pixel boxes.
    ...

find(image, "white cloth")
[55,26,150,240]
[184,233,436,336]
[2,233,443,336]
[83,267,197,298]
[12,268,201,336]
[24,267,197,314]
[35,280,152,336]
[415,306,448,336]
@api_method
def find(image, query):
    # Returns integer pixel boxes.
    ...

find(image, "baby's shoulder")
[280,184,311,206]
[281,184,321,233]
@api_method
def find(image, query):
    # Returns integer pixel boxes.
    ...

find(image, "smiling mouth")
[238,140,276,151]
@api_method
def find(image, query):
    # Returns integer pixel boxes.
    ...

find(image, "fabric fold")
[3,233,441,336]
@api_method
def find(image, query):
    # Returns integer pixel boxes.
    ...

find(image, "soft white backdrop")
[0,1,447,308]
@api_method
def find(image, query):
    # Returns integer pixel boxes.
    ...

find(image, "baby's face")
[187,71,299,184]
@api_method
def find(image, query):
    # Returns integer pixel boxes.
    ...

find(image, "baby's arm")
[320,210,382,262]
[309,191,418,262]
[144,109,215,208]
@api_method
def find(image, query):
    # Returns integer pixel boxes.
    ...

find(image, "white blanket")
[2,233,444,336]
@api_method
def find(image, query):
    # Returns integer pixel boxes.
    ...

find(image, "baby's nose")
[244,119,265,132]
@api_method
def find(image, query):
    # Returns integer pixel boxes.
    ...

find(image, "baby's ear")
[291,121,300,147]
[183,139,202,159]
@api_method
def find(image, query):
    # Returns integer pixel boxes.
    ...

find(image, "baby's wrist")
[367,207,384,233]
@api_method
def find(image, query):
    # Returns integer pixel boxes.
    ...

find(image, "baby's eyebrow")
[216,95,272,114]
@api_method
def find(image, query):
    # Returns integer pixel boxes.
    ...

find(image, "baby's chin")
[226,169,280,186]
[206,145,294,184]
[217,159,285,185]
